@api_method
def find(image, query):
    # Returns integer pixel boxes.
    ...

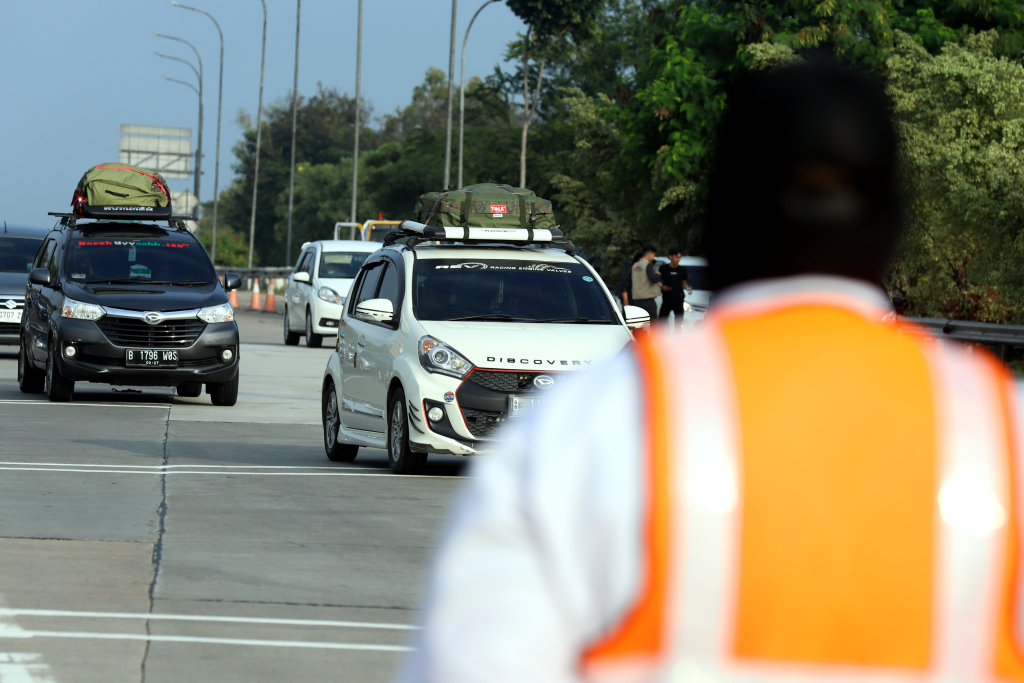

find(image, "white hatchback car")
[284,240,378,347]
[320,225,650,474]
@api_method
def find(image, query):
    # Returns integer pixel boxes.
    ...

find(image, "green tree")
[888,30,1024,321]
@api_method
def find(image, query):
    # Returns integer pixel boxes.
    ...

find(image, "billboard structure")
[118,125,192,180]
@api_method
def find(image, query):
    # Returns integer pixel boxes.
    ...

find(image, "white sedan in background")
[284,240,378,347]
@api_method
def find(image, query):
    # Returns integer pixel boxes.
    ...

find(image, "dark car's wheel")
[208,373,239,406]
[283,305,300,346]
[18,337,43,393]
[387,389,426,475]
[305,309,323,348]
[44,342,74,402]
[323,381,358,462]
[177,382,203,398]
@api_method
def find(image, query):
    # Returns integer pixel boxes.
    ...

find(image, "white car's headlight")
[197,303,234,324]
[61,298,104,321]
[419,336,473,379]
[318,286,344,305]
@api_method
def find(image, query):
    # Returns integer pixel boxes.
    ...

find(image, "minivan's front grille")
[0,322,18,335]
[96,316,206,348]
[466,370,547,394]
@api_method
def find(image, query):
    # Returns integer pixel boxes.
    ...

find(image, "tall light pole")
[286,0,302,265]
[154,32,203,219]
[248,0,268,269]
[162,77,202,218]
[443,0,458,189]
[458,0,499,189]
[351,0,362,229]
[170,2,223,263]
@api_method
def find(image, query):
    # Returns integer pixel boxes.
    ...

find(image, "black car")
[18,218,242,404]
[0,225,48,346]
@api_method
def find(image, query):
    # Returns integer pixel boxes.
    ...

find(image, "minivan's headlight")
[419,336,473,379]
[198,303,234,324]
[318,286,344,305]
[61,298,104,321]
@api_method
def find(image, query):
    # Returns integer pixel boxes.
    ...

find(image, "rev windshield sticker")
[582,276,594,282]
[76,241,190,248]
[432,261,572,274]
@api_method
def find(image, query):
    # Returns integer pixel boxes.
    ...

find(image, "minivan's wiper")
[168,280,210,286]
[86,278,172,285]
[529,317,615,324]
[0,268,28,273]
[446,314,532,322]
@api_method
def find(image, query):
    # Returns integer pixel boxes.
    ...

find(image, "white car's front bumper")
[309,298,345,335]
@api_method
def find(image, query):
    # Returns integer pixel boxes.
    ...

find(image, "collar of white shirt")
[710,274,893,321]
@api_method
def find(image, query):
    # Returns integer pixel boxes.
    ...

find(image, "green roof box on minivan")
[72,163,171,216]
[414,183,555,231]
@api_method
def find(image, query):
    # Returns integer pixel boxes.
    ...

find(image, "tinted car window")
[0,237,43,273]
[412,259,616,323]
[66,232,215,284]
[351,263,384,309]
[35,239,55,270]
[319,251,369,279]
[376,261,401,308]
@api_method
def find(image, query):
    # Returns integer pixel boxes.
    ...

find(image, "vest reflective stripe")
[582,298,1024,683]
[583,335,674,673]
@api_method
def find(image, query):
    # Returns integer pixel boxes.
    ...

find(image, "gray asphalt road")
[0,310,468,682]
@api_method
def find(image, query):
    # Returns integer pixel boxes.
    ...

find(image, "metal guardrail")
[899,316,1024,360]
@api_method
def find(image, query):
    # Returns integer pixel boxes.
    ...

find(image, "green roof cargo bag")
[414,183,555,231]
[72,163,171,216]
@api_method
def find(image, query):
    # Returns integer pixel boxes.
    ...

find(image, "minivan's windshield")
[0,237,43,273]
[413,258,617,324]
[67,231,216,285]
[319,251,369,279]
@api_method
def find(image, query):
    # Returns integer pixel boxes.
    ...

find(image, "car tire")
[44,342,74,403]
[177,382,203,398]
[18,337,43,393]
[305,309,323,348]
[387,388,426,475]
[323,381,358,462]
[283,306,300,346]
[208,373,239,406]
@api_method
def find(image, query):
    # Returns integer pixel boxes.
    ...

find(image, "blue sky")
[0,1,525,227]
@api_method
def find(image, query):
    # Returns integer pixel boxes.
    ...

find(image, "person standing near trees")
[658,246,692,323]
[630,245,661,320]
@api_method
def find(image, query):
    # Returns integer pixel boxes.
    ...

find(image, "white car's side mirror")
[355,298,394,323]
[622,305,651,330]
[293,272,310,283]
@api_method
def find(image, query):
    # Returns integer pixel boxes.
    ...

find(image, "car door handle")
[357,340,366,347]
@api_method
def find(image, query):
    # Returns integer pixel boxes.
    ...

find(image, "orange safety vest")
[582,289,1024,683]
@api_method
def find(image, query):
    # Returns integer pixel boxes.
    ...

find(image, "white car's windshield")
[413,258,617,323]
[319,251,370,279]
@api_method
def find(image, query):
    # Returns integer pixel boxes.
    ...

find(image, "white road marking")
[0,609,417,630]
[0,653,55,683]
[7,630,412,652]
[0,462,377,471]
[0,467,455,479]
[0,401,168,408]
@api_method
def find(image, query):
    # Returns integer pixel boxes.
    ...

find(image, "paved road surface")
[0,309,468,682]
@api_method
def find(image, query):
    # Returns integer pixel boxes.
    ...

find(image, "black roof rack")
[383,220,575,255]
[48,211,195,231]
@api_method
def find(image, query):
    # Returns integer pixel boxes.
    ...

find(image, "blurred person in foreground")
[400,60,1024,683]
[658,246,692,324]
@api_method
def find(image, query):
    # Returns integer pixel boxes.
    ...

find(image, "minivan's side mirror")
[355,298,394,323]
[622,305,651,330]
[293,272,311,283]
[224,272,242,291]
[29,267,50,287]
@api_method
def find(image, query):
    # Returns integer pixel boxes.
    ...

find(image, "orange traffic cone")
[228,288,238,308]
[249,278,262,311]
[263,282,276,313]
